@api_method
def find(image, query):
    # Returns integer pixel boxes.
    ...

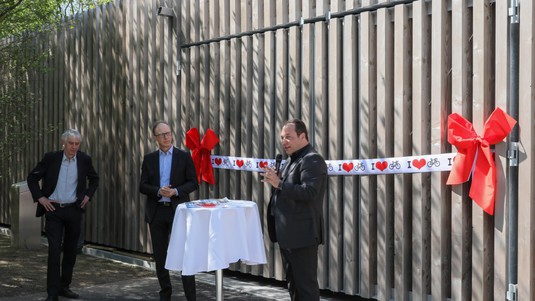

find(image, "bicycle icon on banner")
[389,160,401,170]
[427,158,440,168]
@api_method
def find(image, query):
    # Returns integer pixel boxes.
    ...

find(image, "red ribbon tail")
[468,146,496,215]
[201,154,216,185]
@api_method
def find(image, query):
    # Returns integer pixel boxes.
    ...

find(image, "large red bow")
[185,128,219,185]
[446,107,516,215]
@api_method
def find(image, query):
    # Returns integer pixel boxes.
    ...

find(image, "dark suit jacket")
[139,146,198,223]
[27,150,99,217]
[267,144,328,249]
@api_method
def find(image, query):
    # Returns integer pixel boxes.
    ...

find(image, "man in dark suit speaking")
[27,129,99,301]
[140,120,199,301]
[261,119,328,301]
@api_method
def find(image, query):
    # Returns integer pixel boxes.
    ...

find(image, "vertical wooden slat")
[302,1,313,128]
[359,1,377,297]
[262,0,278,280]
[376,1,394,299]
[125,0,137,251]
[209,0,222,199]
[249,0,264,276]
[237,0,254,273]
[327,0,343,292]
[198,0,207,132]
[65,18,73,128]
[411,1,432,300]
[342,0,358,295]
[288,1,299,118]
[181,0,192,132]
[451,2,472,301]
[55,22,63,145]
[472,2,494,301]
[88,6,98,245]
[97,4,107,244]
[517,0,535,299]
[167,1,178,130]
[245,0,254,218]
[314,0,329,289]
[220,0,231,214]
[192,0,201,128]
[393,4,411,301]
[199,0,210,198]
[79,10,89,247]
[104,3,114,245]
[228,0,241,201]
[431,0,452,300]
[116,0,126,247]
[171,1,181,145]
[276,0,288,121]
[493,0,508,298]
[138,0,150,252]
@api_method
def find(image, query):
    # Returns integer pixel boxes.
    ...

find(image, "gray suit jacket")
[267,144,328,249]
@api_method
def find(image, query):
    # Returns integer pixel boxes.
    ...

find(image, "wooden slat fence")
[1,0,535,300]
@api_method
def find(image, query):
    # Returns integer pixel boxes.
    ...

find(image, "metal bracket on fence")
[506,283,518,301]
[325,11,331,23]
[176,59,181,76]
[509,0,519,24]
[508,142,519,167]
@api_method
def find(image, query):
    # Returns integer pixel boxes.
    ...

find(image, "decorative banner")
[211,153,456,176]
[446,107,517,216]
[185,128,220,185]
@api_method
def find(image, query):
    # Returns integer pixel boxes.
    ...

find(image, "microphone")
[275,154,283,175]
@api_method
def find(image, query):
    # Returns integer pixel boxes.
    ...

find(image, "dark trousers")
[280,245,320,301]
[77,210,86,249]
[149,206,196,301]
[44,206,82,297]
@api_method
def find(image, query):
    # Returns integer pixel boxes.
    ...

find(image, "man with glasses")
[139,120,198,301]
[27,129,99,301]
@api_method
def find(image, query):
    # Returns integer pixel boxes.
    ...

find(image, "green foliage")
[0,0,112,178]
[0,0,113,38]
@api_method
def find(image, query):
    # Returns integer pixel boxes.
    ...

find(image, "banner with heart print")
[211,153,456,176]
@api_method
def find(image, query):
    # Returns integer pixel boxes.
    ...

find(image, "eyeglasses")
[155,132,171,138]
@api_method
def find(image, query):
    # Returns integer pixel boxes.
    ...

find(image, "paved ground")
[0,229,364,300]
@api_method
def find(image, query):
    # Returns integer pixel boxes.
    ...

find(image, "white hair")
[61,129,82,142]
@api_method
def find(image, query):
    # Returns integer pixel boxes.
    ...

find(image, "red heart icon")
[412,158,426,169]
[342,162,354,172]
[236,160,244,168]
[376,161,388,171]
[214,158,222,165]
[259,161,268,168]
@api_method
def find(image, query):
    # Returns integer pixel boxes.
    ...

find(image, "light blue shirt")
[159,146,173,203]
[49,153,78,204]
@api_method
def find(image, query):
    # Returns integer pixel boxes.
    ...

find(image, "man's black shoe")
[59,288,79,299]
[45,296,59,301]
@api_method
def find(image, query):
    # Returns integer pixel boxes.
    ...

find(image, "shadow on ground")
[0,231,366,300]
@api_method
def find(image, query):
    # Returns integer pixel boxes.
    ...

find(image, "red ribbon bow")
[446,107,516,215]
[185,128,219,185]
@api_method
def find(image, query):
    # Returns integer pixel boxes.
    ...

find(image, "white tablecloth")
[165,200,267,275]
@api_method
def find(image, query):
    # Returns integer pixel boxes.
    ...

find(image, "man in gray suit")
[262,119,328,301]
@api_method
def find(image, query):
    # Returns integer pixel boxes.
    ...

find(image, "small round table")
[165,200,267,300]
